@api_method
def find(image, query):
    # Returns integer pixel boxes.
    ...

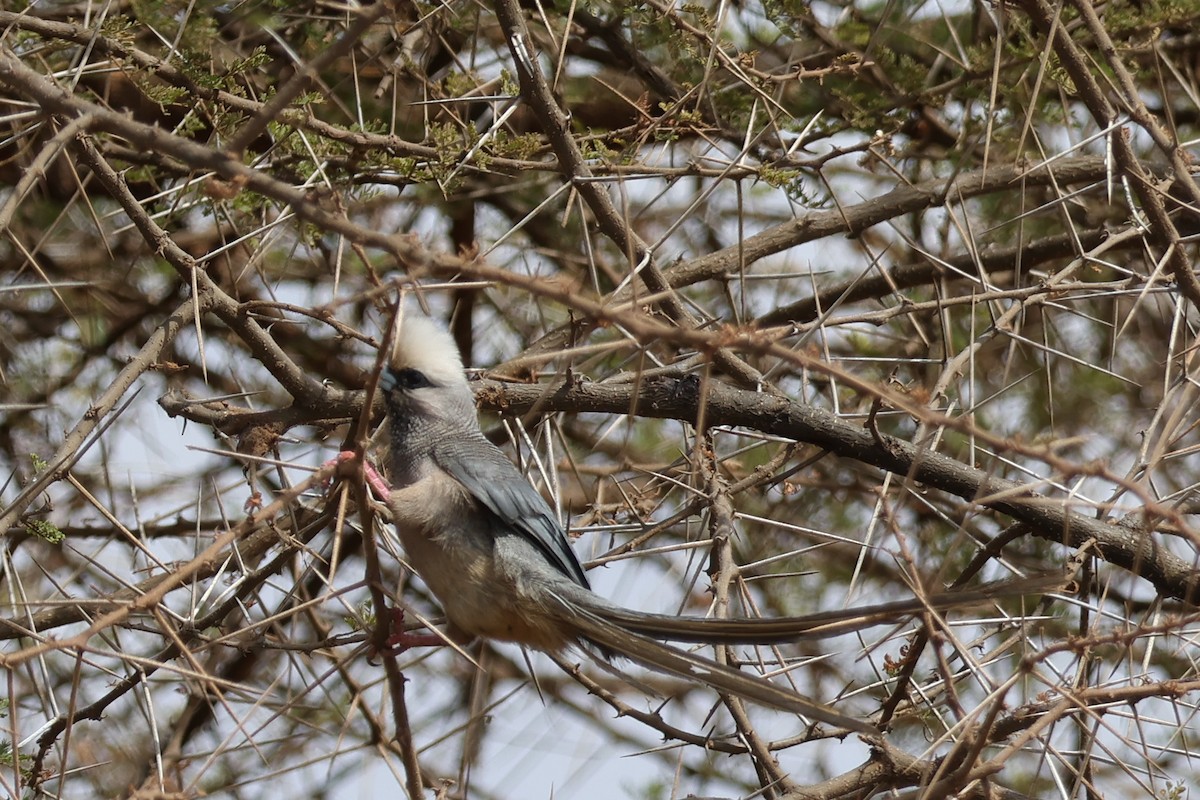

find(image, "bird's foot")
[374,607,443,658]
[323,450,392,498]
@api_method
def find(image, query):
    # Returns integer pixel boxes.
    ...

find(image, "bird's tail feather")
[578,573,1067,645]
[550,593,877,733]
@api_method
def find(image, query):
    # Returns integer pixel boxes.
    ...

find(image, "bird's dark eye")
[391,367,432,390]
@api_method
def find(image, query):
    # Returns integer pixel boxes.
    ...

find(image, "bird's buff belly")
[389,478,574,651]
[399,524,574,650]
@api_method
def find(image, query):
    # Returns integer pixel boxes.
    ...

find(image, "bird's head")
[380,314,477,431]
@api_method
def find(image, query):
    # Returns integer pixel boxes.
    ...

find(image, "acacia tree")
[1,0,1198,798]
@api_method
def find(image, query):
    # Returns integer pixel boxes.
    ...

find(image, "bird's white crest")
[390,314,468,387]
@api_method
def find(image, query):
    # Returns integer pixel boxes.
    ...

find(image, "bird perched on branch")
[356,313,1059,734]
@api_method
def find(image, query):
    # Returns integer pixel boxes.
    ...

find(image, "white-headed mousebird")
[357,314,1063,734]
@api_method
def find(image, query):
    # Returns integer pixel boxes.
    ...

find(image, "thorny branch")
[3,2,1199,798]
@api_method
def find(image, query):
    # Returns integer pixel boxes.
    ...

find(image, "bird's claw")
[319,451,394,500]
[320,450,393,499]
[370,607,443,661]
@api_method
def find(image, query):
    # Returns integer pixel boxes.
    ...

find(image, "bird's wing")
[435,439,591,590]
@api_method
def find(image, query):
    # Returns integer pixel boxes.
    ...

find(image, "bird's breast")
[385,472,575,651]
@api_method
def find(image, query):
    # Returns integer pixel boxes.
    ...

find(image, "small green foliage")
[0,738,25,769]
[174,109,208,139]
[1047,63,1077,95]
[28,453,48,473]
[653,105,707,142]
[179,14,219,54]
[760,0,800,37]
[346,600,376,631]
[758,166,824,205]
[25,519,64,544]
[121,164,153,185]
[422,122,475,188]
[679,3,713,30]
[652,124,681,143]
[428,121,466,156]
[266,121,297,151]
[180,51,228,91]
[389,157,418,176]
[1105,0,1192,39]
[499,69,519,98]
[758,166,799,188]
[138,80,189,108]
[98,14,138,48]
[297,221,325,249]
[291,91,323,108]
[0,698,30,771]
[494,131,547,161]
[229,188,269,217]
[206,107,250,144]
[1157,781,1187,800]
[226,46,271,77]
[443,71,481,99]
[161,45,268,99]
[581,138,619,163]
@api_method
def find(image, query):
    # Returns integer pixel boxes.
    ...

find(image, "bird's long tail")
[577,573,1066,645]
[543,575,1064,730]
[549,592,877,733]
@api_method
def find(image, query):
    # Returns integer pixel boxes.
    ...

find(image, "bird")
[359,312,1061,734]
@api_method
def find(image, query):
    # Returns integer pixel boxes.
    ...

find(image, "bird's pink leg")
[328,450,392,499]
[381,608,444,653]
[327,452,446,654]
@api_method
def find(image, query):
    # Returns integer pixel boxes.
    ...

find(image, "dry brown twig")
[1,2,1199,798]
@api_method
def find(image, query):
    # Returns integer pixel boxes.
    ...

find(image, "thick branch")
[475,376,1200,603]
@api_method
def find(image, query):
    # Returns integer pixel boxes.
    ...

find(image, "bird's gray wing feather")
[434,439,591,590]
